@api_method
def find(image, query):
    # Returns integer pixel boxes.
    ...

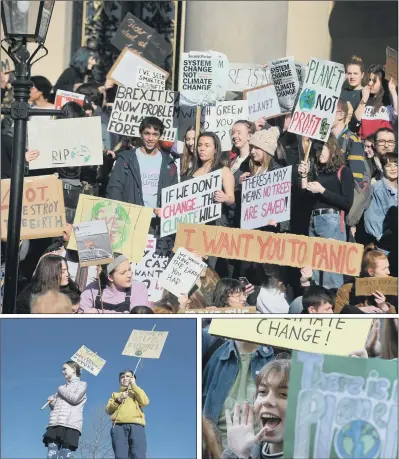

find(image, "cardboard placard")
[385,46,398,86]
[67,195,152,263]
[122,329,168,359]
[54,90,85,110]
[227,63,273,92]
[161,170,222,237]
[73,220,114,267]
[243,84,282,122]
[241,166,292,229]
[179,51,227,106]
[28,117,103,170]
[107,47,169,89]
[133,235,173,303]
[1,175,65,240]
[185,306,257,314]
[268,56,300,112]
[158,248,207,297]
[288,58,345,141]
[209,318,373,356]
[107,85,177,142]
[111,12,172,67]
[202,100,249,151]
[71,345,106,376]
[136,66,165,90]
[174,224,364,276]
[285,351,398,459]
[355,276,398,296]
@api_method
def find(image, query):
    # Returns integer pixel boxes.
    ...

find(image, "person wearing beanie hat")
[29,75,54,111]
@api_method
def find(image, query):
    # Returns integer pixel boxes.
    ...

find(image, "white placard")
[136,66,166,90]
[73,220,113,266]
[244,84,281,121]
[28,117,103,170]
[268,56,300,112]
[54,90,85,110]
[161,170,222,237]
[227,63,273,92]
[241,166,292,229]
[122,329,168,359]
[71,345,106,376]
[158,248,207,297]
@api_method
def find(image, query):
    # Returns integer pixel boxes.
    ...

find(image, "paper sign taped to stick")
[185,306,257,314]
[28,117,103,170]
[243,84,282,122]
[241,166,292,229]
[268,56,300,112]
[385,46,398,86]
[227,63,273,92]
[285,351,398,459]
[161,170,222,237]
[111,12,171,67]
[107,85,177,141]
[209,318,372,356]
[174,224,364,276]
[133,235,173,302]
[107,47,169,89]
[288,58,345,141]
[71,345,106,376]
[355,276,398,296]
[122,329,168,359]
[1,175,65,240]
[202,101,249,151]
[158,248,207,297]
[54,90,85,110]
[73,220,114,267]
[68,195,152,263]
[136,66,165,90]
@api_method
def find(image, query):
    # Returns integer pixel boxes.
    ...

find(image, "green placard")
[284,351,398,459]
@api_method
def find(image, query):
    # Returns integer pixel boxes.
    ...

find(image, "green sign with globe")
[284,351,398,459]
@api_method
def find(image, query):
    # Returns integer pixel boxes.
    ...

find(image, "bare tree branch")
[79,406,114,459]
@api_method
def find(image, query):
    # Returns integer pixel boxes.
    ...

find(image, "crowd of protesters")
[1,49,398,314]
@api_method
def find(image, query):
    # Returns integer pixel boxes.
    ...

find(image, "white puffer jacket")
[48,377,87,433]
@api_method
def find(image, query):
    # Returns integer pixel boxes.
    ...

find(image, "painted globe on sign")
[335,420,380,459]
[71,145,91,163]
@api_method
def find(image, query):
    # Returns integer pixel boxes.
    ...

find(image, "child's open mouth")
[261,413,281,431]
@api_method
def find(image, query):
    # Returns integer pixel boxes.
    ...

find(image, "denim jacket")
[364,178,398,240]
[203,328,275,424]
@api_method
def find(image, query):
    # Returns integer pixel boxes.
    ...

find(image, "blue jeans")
[309,212,346,289]
[111,424,147,459]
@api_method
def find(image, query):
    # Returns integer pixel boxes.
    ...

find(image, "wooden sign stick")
[97,270,104,313]
[303,139,313,164]
[195,106,201,147]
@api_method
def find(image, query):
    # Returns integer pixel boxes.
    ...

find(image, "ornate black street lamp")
[1,0,62,313]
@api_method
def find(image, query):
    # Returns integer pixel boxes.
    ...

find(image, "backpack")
[338,132,372,227]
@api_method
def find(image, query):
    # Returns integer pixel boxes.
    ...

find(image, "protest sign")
[136,66,165,90]
[243,84,281,122]
[295,62,306,90]
[1,175,65,240]
[179,51,227,106]
[73,220,114,267]
[161,170,222,237]
[227,63,273,92]
[209,318,372,356]
[107,47,169,89]
[54,90,85,110]
[28,117,103,170]
[202,100,249,151]
[133,235,173,302]
[68,195,152,263]
[185,306,257,314]
[385,46,398,86]
[268,56,300,111]
[111,12,171,67]
[108,85,177,141]
[122,329,168,359]
[174,224,364,276]
[285,351,398,459]
[241,166,292,229]
[158,248,207,297]
[71,345,106,376]
[355,276,398,296]
[288,58,345,141]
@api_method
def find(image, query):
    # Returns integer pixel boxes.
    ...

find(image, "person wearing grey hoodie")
[43,361,87,458]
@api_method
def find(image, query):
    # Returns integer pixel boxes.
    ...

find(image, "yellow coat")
[106,384,149,426]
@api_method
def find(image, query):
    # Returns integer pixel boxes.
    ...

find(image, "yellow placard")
[68,194,152,263]
[208,318,373,356]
